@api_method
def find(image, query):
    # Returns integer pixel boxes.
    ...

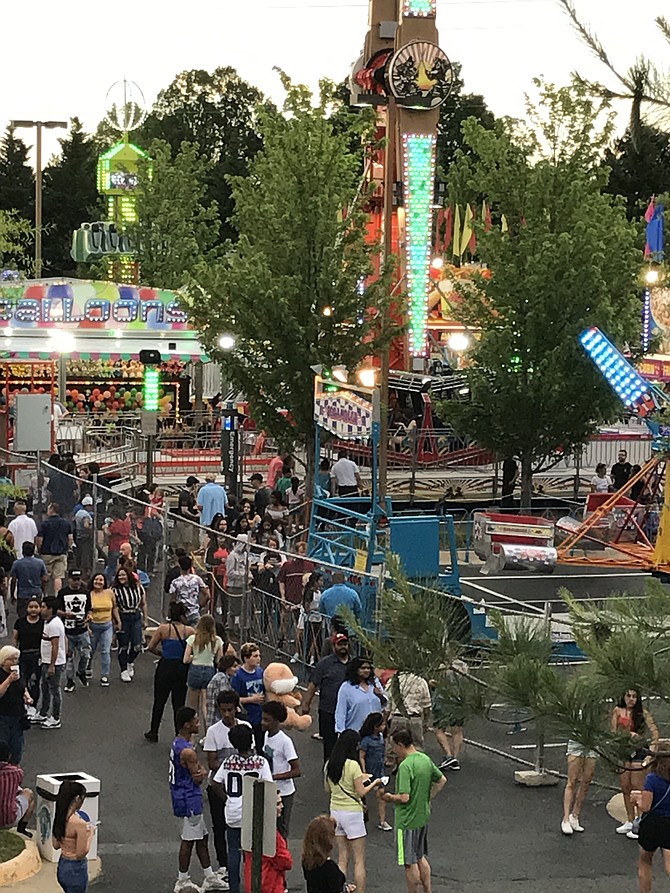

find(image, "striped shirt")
[0,762,23,826]
[113,583,145,614]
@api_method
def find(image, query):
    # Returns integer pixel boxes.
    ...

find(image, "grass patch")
[0,829,25,863]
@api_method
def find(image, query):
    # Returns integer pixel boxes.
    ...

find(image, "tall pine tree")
[42,119,101,278]
[0,128,34,271]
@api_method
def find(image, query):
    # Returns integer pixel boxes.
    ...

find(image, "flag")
[453,205,462,258]
[501,214,508,234]
[646,202,665,261]
[443,206,453,252]
[483,201,492,232]
[461,204,473,257]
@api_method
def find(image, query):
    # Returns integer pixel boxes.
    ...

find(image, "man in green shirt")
[381,727,446,893]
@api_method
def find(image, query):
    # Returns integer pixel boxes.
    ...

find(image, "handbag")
[337,778,369,823]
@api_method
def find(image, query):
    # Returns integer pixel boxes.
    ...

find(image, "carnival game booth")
[0,278,203,413]
[472,511,557,574]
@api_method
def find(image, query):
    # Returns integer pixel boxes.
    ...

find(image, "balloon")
[70,389,78,400]
[112,400,120,410]
[130,388,137,396]
[103,391,111,400]
[76,401,84,410]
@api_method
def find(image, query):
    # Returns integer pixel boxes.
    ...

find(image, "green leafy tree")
[0,127,34,221]
[436,61,496,176]
[0,210,33,275]
[42,118,102,277]
[438,80,641,507]
[603,124,670,221]
[137,68,267,243]
[184,77,395,481]
[132,139,221,290]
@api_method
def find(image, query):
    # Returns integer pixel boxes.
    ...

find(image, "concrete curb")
[2,854,102,889]
[0,834,41,887]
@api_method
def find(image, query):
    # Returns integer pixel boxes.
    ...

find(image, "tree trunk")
[520,454,533,510]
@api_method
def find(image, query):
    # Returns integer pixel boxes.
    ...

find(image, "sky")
[2,0,668,164]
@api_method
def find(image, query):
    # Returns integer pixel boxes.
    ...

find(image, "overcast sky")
[3,0,667,164]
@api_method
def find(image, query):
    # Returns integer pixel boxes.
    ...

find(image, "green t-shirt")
[327,759,364,812]
[395,751,443,830]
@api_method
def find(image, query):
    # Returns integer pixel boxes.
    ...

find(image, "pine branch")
[558,0,633,92]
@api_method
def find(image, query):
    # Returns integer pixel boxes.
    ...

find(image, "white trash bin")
[35,772,100,862]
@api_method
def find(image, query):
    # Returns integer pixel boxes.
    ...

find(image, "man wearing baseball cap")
[177,477,200,553]
[74,496,94,572]
[300,633,350,761]
[57,569,91,692]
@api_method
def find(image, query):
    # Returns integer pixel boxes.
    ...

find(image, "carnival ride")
[557,326,670,571]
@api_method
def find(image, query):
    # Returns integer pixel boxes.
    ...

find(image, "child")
[261,701,301,841]
[302,814,355,893]
[359,712,391,831]
[243,793,292,893]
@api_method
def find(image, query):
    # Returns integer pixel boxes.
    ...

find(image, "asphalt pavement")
[15,565,669,893]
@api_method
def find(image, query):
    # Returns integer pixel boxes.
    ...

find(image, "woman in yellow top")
[86,573,120,688]
[325,729,385,893]
[52,779,97,892]
[183,613,223,731]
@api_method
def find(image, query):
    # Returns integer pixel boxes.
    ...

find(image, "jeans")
[75,533,94,573]
[89,621,113,677]
[207,785,228,869]
[0,714,24,764]
[19,650,40,705]
[66,632,91,682]
[149,659,188,737]
[57,856,88,893]
[226,826,242,893]
[106,550,120,581]
[38,664,64,721]
[117,612,143,672]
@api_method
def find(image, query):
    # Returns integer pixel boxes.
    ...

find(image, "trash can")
[35,772,100,862]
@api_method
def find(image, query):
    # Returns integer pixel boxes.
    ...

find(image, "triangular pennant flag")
[453,205,462,257]
[501,214,508,234]
[443,206,453,251]
[484,201,492,232]
[461,204,473,256]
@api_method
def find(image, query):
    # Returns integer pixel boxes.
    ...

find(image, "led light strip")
[642,288,651,352]
[402,133,437,356]
[403,0,437,16]
[580,327,649,407]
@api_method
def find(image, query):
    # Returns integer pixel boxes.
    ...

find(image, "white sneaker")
[30,713,48,724]
[290,652,299,664]
[216,869,229,888]
[174,878,200,893]
[25,705,36,718]
[120,670,132,683]
[616,821,633,834]
[561,820,573,835]
[627,829,640,840]
[42,716,61,729]
[202,875,228,891]
[569,814,584,832]
[128,664,135,679]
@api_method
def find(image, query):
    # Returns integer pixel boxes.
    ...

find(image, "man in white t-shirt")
[262,701,300,842]
[8,500,37,557]
[34,598,66,729]
[203,690,251,884]
[211,725,273,893]
[330,449,363,497]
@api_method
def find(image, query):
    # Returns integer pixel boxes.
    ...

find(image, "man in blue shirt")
[10,542,48,617]
[230,643,265,753]
[36,503,73,595]
[319,572,362,634]
[197,475,228,528]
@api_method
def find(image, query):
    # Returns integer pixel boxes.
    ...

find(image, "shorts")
[179,814,208,841]
[15,793,29,823]
[566,740,598,760]
[331,809,367,840]
[43,553,67,580]
[187,664,216,690]
[638,814,670,852]
[397,825,428,866]
[628,749,648,764]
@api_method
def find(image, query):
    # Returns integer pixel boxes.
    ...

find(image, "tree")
[0,128,34,270]
[0,210,33,275]
[435,61,496,176]
[183,78,394,482]
[41,118,101,278]
[603,124,670,221]
[132,139,221,290]
[137,67,267,243]
[438,80,641,507]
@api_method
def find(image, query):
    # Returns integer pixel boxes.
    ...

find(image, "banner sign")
[639,357,670,382]
[0,281,190,332]
[314,390,373,439]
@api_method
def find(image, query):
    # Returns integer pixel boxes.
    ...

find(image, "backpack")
[0,532,14,571]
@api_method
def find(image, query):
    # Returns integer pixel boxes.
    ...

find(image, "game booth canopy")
[0,278,206,415]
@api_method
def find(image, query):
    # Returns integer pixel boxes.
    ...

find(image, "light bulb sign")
[143,366,160,412]
[314,377,373,439]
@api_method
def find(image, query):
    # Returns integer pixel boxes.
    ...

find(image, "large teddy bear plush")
[263,662,312,731]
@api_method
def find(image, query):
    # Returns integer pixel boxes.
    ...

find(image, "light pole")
[11,119,68,278]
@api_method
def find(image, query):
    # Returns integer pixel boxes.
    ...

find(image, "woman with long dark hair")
[112,566,147,684]
[334,658,386,735]
[612,688,659,837]
[52,780,97,892]
[144,602,195,743]
[632,739,670,891]
[325,729,383,893]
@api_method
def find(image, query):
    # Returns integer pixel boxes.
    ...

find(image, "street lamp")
[11,119,68,278]
[218,333,236,351]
